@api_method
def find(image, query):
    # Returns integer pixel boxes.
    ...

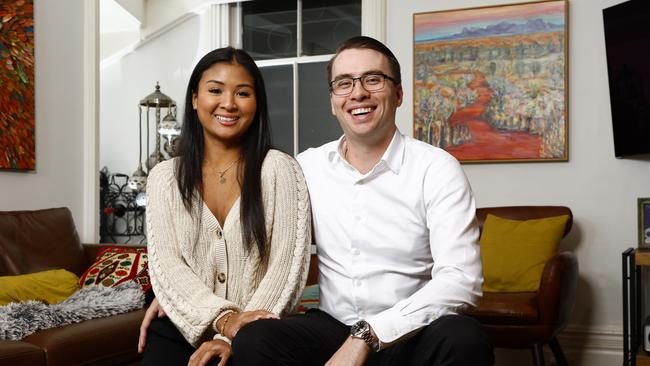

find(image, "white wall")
[388,0,636,362]
[0,0,88,236]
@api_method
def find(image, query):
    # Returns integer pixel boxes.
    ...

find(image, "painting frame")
[638,198,650,248]
[0,0,35,170]
[413,0,568,163]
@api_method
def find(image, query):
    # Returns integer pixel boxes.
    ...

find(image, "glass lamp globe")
[158,113,181,140]
[127,166,148,192]
[135,191,147,207]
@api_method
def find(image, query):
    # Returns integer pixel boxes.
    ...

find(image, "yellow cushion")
[0,269,80,305]
[480,214,569,293]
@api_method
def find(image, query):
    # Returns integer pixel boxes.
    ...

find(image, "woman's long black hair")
[175,47,272,259]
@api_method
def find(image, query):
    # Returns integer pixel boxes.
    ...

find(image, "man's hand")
[220,310,278,339]
[138,298,167,353]
[325,337,370,366]
[188,339,232,366]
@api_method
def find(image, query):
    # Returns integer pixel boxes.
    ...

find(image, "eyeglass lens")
[332,74,385,95]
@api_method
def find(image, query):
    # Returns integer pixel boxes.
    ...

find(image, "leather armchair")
[465,206,578,366]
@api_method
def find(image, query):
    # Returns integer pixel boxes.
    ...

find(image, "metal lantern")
[140,82,177,171]
[127,82,177,192]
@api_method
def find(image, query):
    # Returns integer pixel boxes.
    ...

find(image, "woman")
[139,47,311,366]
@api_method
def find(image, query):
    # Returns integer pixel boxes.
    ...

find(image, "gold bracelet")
[219,312,235,337]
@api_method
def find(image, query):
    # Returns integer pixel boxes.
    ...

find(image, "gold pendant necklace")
[215,159,239,184]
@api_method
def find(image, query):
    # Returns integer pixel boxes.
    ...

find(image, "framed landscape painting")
[0,0,35,170]
[413,0,568,163]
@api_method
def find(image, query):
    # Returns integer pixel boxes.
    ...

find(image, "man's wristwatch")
[350,320,380,352]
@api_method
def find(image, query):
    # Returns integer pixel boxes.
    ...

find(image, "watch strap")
[351,320,380,352]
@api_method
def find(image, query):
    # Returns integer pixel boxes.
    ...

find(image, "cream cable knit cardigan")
[146,150,311,346]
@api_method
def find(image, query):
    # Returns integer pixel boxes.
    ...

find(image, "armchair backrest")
[476,206,573,238]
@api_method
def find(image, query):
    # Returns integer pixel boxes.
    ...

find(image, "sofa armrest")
[537,251,578,328]
[82,243,147,264]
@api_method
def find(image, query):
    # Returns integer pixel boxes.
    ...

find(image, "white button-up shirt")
[297,131,482,346]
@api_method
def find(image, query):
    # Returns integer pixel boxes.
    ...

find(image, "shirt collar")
[381,130,405,174]
[326,130,405,174]
[326,135,346,163]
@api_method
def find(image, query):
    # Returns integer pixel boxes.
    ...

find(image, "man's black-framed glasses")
[329,73,398,96]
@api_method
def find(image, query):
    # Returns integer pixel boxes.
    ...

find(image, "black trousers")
[230,309,494,366]
[142,317,222,366]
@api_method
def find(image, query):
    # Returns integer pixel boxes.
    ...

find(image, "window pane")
[302,0,361,56]
[242,1,297,60]
[261,65,294,155]
[299,62,342,152]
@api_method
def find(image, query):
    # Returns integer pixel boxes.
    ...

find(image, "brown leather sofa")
[0,207,146,366]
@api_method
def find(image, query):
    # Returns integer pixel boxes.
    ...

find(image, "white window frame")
[228,0,385,155]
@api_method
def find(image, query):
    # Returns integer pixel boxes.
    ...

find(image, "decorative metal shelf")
[100,167,146,245]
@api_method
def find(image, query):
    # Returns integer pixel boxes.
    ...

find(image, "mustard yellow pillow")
[0,269,80,305]
[480,214,569,293]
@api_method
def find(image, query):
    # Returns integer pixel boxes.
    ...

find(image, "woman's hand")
[221,310,278,339]
[138,298,167,353]
[188,339,232,366]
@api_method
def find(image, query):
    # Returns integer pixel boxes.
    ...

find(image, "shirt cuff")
[367,307,435,345]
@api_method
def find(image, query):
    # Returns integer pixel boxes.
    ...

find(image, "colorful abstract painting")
[0,0,34,170]
[414,0,567,163]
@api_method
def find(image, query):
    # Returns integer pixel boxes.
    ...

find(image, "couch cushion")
[0,208,88,277]
[22,309,145,366]
[0,340,44,366]
[0,269,79,305]
[296,284,319,313]
[479,214,569,292]
[80,246,151,292]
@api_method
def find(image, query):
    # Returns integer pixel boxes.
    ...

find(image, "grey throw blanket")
[0,281,144,340]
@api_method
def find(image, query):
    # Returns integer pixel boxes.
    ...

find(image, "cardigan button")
[216,229,223,239]
[218,272,226,283]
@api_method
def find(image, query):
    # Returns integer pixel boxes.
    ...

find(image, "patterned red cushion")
[79,246,151,292]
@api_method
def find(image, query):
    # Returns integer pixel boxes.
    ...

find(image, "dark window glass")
[298,62,342,152]
[242,1,297,60]
[261,65,294,155]
[302,0,361,56]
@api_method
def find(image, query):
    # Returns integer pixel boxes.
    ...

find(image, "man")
[230,36,493,366]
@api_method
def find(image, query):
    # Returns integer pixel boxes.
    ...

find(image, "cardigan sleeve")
[145,160,241,347]
[243,151,312,315]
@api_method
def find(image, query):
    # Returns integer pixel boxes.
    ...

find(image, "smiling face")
[192,61,257,147]
[329,48,403,147]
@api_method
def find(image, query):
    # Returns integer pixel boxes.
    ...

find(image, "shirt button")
[216,229,223,239]
[352,248,360,256]
[355,216,361,221]
[356,280,362,287]
[217,272,226,283]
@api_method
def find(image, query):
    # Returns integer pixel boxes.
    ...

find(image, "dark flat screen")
[604,0,650,157]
